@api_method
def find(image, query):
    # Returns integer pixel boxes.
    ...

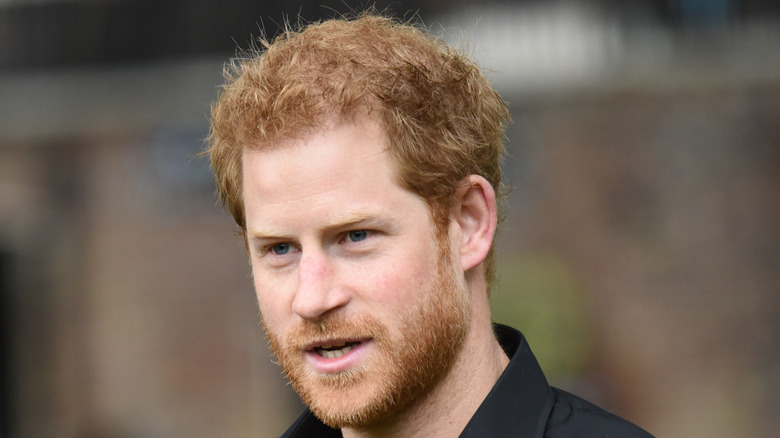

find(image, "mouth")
[313,341,361,359]
[303,338,372,373]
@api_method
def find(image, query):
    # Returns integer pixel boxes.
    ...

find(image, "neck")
[342,289,508,438]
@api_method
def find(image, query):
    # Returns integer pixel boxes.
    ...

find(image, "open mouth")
[315,341,361,359]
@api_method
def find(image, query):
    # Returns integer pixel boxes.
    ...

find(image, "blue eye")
[347,230,369,242]
[271,243,291,255]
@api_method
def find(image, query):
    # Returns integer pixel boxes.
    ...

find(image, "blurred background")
[1,0,778,437]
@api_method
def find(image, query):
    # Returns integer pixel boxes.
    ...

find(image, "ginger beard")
[263,235,472,429]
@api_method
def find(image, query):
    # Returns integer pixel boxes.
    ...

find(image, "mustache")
[284,314,387,350]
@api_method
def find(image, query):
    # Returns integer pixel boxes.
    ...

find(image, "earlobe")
[453,175,497,272]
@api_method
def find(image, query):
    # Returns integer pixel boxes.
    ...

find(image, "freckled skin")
[243,118,508,437]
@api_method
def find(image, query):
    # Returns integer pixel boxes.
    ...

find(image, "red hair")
[207,13,510,284]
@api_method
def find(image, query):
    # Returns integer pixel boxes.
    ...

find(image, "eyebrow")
[247,210,394,241]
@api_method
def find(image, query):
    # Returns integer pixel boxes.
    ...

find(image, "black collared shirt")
[280,324,654,437]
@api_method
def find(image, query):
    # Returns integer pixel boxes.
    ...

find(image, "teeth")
[318,343,355,359]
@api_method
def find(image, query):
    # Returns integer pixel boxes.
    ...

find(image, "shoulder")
[544,388,654,438]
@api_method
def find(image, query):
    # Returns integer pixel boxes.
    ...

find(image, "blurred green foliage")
[491,252,593,382]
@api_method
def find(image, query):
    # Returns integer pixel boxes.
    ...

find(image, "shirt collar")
[458,323,555,437]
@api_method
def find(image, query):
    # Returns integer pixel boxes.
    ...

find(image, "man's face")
[242,119,472,429]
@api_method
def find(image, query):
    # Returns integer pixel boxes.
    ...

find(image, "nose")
[291,250,349,320]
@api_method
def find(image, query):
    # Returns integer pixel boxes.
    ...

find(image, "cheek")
[359,253,436,305]
[253,273,293,334]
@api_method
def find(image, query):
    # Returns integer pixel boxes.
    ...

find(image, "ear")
[452,175,497,272]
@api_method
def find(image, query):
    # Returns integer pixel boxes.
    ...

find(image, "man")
[206,13,654,438]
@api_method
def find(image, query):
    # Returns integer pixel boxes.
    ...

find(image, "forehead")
[241,118,418,222]
[245,118,387,179]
